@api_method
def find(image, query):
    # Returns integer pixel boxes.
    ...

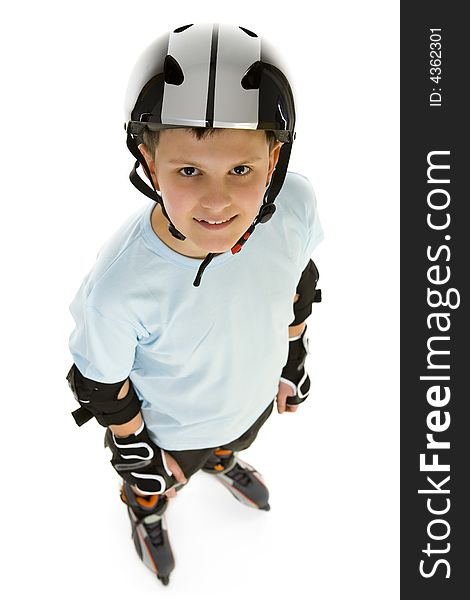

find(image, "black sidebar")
[401,3,468,598]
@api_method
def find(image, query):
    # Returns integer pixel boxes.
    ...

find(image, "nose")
[199,183,232,215]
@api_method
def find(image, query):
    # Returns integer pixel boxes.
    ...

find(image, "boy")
[66,23,323,585]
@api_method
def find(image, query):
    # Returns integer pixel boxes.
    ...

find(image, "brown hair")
[142,126,279,158]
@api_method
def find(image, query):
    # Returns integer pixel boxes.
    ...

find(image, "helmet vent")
[239,26,258,38]
[241,61,263,90]
[174,24,194,33]
[164,55,184,85]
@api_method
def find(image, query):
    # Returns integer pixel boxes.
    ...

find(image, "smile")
[194,216,237,230]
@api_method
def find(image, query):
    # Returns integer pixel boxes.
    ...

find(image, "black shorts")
[166,400,275,480]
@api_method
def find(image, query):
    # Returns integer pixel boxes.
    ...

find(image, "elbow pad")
[66,364,141,427]
[290,259,322,326]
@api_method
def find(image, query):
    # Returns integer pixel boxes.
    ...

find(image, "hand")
[276,379,299,414]
[130,451,187,499]
[161,451,187,498]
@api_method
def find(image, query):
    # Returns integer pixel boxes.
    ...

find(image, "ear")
[266,142,283,186]
[138,143,160,191]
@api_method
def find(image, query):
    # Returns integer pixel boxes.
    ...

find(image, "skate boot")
[202,449,270,511]
[120,481,175,585]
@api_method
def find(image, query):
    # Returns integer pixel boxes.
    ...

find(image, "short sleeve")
[296,174,324,268]
[68,305,138,383]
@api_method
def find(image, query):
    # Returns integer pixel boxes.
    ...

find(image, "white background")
[1,1,399,598]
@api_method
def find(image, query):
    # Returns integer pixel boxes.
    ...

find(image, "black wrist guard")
[280,324,311,406]
[66,364,141,427]
[104,422,178,495]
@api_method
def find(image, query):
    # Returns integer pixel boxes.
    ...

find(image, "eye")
[179,166,200,177]
[231,165,251,176]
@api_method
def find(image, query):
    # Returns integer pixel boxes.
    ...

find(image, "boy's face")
[139,128,282,258]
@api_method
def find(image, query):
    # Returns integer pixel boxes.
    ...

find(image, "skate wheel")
[261,503,271,511]
[158,575,170,586]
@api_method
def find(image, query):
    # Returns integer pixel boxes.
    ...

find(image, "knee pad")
[290,259,322,326]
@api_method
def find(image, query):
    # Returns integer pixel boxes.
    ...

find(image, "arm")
[66,368,186,495]
[106,378,186,496]
[288,294,306,339]
[277,303,308,413]
[109,379,143,437]
[276,259,322,413]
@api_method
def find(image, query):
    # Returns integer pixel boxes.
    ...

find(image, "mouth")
[193,215,237,230]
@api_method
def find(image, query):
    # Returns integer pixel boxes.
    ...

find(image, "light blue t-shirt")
[68,171,324,450]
